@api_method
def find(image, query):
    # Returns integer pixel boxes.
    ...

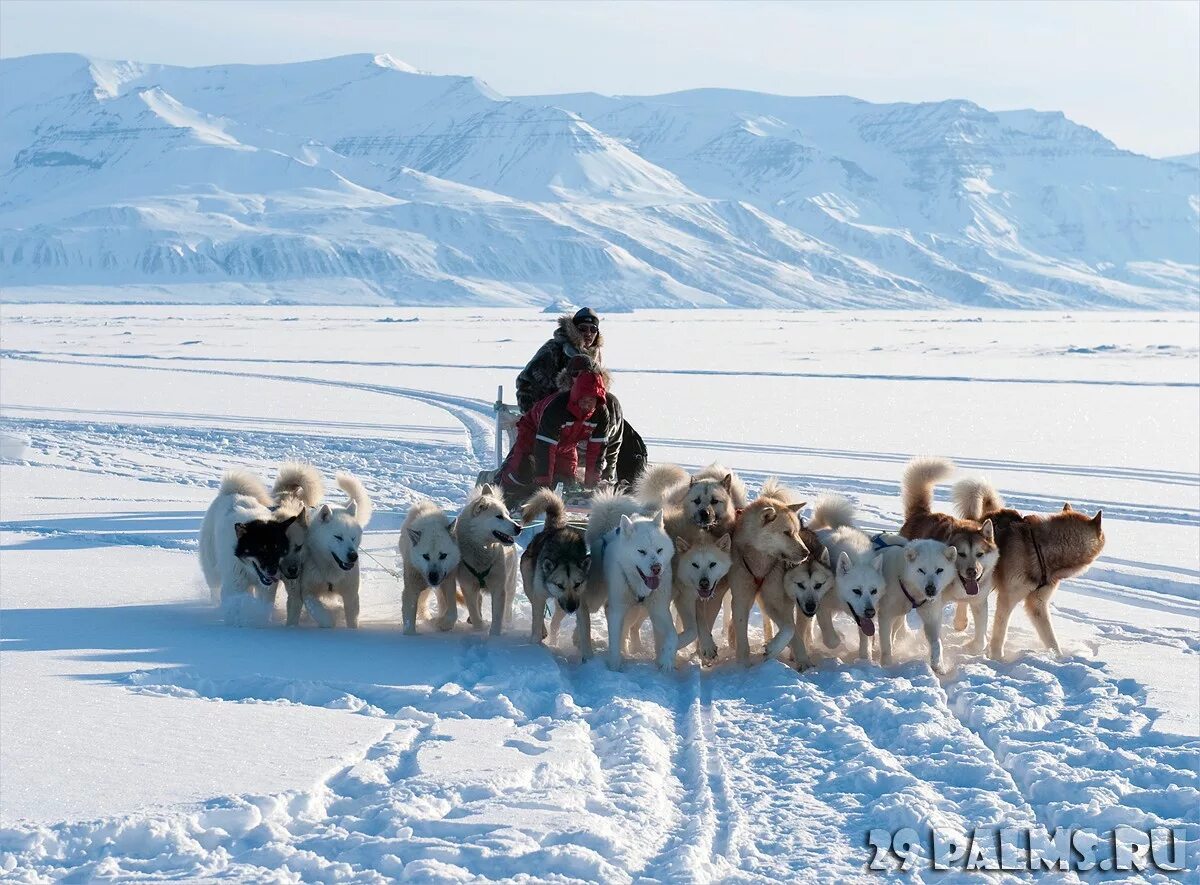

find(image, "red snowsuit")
[501,371,610,491]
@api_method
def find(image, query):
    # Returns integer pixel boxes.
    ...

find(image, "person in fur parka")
[515,308,603,413]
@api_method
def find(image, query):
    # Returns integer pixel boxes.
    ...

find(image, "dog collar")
[461,559,493,589]
[899,578,930,609]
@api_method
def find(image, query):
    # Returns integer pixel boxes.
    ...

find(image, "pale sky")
[2,0,1197,157]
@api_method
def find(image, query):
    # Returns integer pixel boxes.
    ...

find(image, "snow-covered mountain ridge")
[1,52,1196,308]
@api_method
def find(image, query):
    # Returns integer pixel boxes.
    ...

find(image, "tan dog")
[955,479,1104,660]
[635,462,747,545]
[899,457,1000,654]
[727,478,808,665]
[671,532,733,661]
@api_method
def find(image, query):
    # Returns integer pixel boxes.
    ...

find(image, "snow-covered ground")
[1,306,1197,881]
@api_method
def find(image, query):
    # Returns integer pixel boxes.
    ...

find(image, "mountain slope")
[1,53,1196,308]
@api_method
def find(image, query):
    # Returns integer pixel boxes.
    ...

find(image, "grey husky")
[520,488,596,657]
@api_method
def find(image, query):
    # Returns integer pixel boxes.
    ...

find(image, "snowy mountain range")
[1,52,1197,308]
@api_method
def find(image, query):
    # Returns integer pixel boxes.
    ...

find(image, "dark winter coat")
[501,388,611,490]
[515,316,604,413]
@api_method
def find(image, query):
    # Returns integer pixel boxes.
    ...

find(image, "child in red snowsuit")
[500,371,610,506]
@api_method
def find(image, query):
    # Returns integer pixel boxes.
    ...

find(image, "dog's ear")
[716,533,732,552]
[721,474,733,492]
[761,505,777,524]
[235,522,249,539]
[1062,502,1073,512]
[688,476,697,489]
[782,557,804,571]
[787,501,805,514]
[480,483,495,498]
[1091,510,1102,529]
[346,499,358,518]
[872,553,884,572]
[407,528,422,546]
[652,509,664,529]
[279,514,298,530]
[446,517,457,534]
[837,550,852,577]
[980,519,994,543]
[619,514,635,536]
[581,554,592,573]
[296,507,311,527]
[818,547,831,567]
[943,545,958,563]
[674,536,691,555]
[318,504,333,523]
[542,558,555,575]
[905,545,918,562]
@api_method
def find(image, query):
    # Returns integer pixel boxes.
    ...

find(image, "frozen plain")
[0,306,1197,881]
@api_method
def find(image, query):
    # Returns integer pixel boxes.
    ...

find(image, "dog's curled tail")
[634,463,689,506]
[809,493,856,531]
[218,469,272,505]
[273,461,324,508]
[336,473,373,527]
[759,476,801,505]
[901,456,954,518]
[521,487,566,529]
[585,489,647,542]
[952,478,1004,521]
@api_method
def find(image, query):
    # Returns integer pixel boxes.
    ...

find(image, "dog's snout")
[864,606,876,618]
[562,597,579,614]
[925,583,937,596]
[347,550,358,564]
[698,577,711,590]
[649,563,662,576]
[428,571,441,585]
[803,602,817,616]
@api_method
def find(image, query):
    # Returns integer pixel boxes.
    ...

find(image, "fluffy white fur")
[199,470,278,627]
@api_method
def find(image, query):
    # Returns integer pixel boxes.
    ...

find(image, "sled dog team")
[198,456,1105,672]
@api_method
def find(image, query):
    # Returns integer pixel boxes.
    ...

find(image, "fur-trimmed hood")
[553,314,604,353]
[555,361,613,392]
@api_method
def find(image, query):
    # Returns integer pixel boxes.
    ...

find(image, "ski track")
[4,348,1195,390]
[2,352,1199,881]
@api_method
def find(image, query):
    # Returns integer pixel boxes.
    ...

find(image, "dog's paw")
[966,639,985,655]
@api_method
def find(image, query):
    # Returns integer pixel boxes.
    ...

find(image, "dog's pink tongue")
[642,573,660,591]
[963,574,980,596]
[857,615,876,636]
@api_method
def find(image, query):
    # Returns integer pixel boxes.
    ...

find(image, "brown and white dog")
[899,457,1000,654]
[727,478,808,665]
[954,477,1105,660]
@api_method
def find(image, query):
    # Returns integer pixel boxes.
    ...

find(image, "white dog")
[199,470,297,627]
[294,474,373,628]
[454,484,520,636]
[876,539,959,672]
[808,494,884,661]
[589,493,675,671]
[399,499,461,634]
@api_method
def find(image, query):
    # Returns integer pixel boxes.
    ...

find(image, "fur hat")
[572,307,600,328]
